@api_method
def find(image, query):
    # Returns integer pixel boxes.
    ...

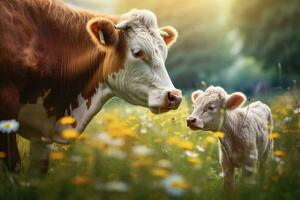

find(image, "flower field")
[0,90,300,200]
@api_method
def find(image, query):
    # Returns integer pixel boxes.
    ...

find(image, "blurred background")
[65,0,300,95]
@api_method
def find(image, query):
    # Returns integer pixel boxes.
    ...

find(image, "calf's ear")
[191,90,204,103]
[225,92,246,110]
[159,26,178,48]
[87,17,119,48]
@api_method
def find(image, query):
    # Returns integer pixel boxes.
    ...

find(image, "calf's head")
[187,86,246,131]
[87,10,181,114]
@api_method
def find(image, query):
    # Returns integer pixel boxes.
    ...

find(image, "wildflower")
[59,116,76,125]
[105,148,127,160]
[71,176,90,185]
[213,131,225,138]
[185,151,198,158]
[196,145,205,152]
[274,150,285,157]
[293,108,300,114]
[206,136,216,144]
[0,120,19,133]
[187,157,201,165]
[161,174,189,197]
[49,152,64,160]
[106,122,136,138]
[157,159,172,169]
[61,129,79,139]
[132,145,154,157]
[178,141,194,150]
[167,136,181,145]
[105,181,129,192]
[94,132,124,147]
[140,127,147,134]
[132,157,154,168]
[0,151,6,158]
[268,133,280,140]
[152,168,170,177]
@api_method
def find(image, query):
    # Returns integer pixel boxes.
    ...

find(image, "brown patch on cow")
[0,0,128,120]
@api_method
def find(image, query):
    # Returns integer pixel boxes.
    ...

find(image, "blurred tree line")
[64,0,299,94]
[230,0,300,88]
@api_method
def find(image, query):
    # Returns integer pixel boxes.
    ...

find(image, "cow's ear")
[159,26,178,48]
[191,90,204,103]
[225,92,246,110]
[87,17,118,48]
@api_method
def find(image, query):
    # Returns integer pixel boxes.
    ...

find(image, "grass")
[0,90,300,200]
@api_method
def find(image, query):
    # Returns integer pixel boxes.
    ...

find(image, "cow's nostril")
[187,117,197,126]
[167,92,176,102]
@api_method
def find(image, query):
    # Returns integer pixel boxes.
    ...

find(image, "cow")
[186,86,273,188]
[0,0,182,173]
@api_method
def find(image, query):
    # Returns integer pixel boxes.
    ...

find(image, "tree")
[230,0,300,79]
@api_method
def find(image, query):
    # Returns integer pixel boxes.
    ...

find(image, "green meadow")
[1,89,299,199]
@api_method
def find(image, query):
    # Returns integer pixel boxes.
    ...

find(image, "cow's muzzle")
[149,89,182,114]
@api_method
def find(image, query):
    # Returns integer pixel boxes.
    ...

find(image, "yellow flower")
[105,122,136,138]
[62,129,79,139]
[59,116,76,125]
[213,131,225,138]
[71,176,90,185]
[132,157,154,168]
[49,152,64,160]
[167,136,181,145]
[178,141,194,150]
[274,150,285,157]
[187,157,201,165]
[0,151,6,158]
[268,133,280,140]
[171,180,189,189]
[152,168,170,177]
[206,136,216,144]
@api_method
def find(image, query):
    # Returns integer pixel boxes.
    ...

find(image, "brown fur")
[0,0,127,119]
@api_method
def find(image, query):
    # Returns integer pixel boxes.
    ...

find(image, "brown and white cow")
[0,0,182,172]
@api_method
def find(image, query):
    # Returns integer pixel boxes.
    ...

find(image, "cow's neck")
[34,1,116,130]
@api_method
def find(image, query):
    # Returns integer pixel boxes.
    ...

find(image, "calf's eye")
[207,105,216,111]
[132,49,145,59]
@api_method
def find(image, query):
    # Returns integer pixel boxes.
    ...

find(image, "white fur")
[189,86,273,187]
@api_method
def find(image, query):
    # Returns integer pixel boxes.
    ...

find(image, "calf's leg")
[0,83,21,173]
[220,149,235,189]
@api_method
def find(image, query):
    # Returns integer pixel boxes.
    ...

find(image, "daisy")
[161,174,189,197]
[0,120,19,133]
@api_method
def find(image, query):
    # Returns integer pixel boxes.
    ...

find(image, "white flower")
[161,174,188,197]
[105,148,127,160]
[294,108,300,114]
[157,159,172,169]
[105,181,129,192]
[94,132,124,147]
[140,128,147,134]
[0,120,19,133]
[132,145,154,156]
[196,145,205,152]
[185,151,199,158]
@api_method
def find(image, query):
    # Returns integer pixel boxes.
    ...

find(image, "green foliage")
[230,0,300,77]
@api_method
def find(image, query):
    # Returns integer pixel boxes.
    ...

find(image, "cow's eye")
[132,49,144,59]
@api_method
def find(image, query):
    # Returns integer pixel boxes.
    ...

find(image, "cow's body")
[0,0,181,172]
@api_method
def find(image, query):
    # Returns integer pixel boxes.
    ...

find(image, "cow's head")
[86,9,182,113]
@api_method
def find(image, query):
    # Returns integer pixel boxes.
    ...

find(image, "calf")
[187,86,273,187]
